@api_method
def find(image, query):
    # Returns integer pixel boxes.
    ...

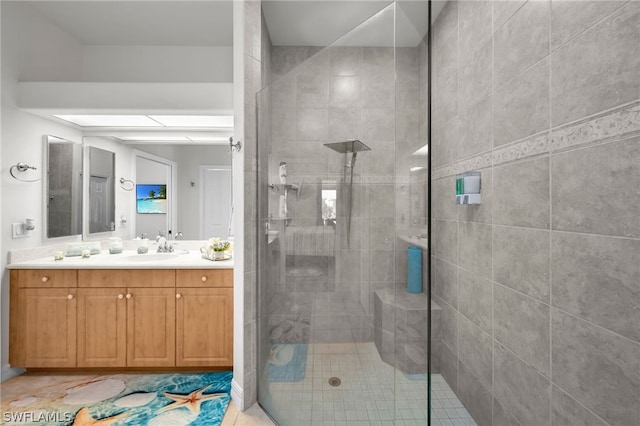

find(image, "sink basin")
[119,252,188,263]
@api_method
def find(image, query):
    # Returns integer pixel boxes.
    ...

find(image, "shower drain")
[328,377,341,387]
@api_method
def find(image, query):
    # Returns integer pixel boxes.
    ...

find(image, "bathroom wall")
[430,1,640,425]
[1,1,86,381]
[81,46,232,83]
[234,0,270,408]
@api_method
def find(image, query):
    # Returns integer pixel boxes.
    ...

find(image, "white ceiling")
[263,0,434,47]
[29,0,442,49]
[28,1,233,46]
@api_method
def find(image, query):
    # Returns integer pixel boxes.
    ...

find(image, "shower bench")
[374,288,441,375]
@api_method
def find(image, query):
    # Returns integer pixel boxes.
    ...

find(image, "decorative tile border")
[432,100,640,179]
[492,132,549,166]
[551,101,640,153]
[287,173,400,185]
[432,152,491,180]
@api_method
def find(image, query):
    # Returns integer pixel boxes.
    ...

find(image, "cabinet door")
[21,288,76,367]
[176,287,233,366]
[77,288,127,367]
[126,287,175,367]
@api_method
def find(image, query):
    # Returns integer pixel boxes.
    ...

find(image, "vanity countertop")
[8,250,234,270]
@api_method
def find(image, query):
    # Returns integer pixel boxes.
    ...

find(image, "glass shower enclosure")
[256,2,433,424]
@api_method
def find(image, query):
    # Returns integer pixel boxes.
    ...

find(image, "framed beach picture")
[136,184,167,214]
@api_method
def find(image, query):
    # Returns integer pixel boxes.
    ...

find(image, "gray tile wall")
[267,44,425,345]
[243,0,270,408]
[430,1,640,425]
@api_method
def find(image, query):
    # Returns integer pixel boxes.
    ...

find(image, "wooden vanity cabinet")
[176,287,233,366]
[77,270,176,367]
[126,287,176,367]
[76,288,127,367]
[11,268,232,369]
[10,270,77,368]
[175,269,234,366]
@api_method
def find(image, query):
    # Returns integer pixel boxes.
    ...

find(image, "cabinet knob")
[41,276,49,282]
[67,294,74,300]
[125,293,132,299]
[201,276,207,282]
[176,293,182,299]
[118,294,124,299]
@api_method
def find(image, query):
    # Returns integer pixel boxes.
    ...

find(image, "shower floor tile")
[266,342,476,426]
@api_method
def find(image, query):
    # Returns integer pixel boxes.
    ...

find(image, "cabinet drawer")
[18,269,77,288]
[78,270,175,288]
[176,269,233,288]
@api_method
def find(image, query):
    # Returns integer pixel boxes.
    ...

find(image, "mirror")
[134,150,174,240]
[88,146,116,233]
[130,144,232,240]
[46,135,83,238]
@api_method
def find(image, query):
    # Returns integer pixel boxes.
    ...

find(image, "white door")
[89,175,111,233]
[201,166,232,239]
[133,151,176,239]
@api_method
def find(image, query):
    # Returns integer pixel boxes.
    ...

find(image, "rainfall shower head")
[323,140,370,247]
[323,140,371,154]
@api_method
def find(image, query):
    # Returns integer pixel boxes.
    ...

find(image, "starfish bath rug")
[2,371,232,426]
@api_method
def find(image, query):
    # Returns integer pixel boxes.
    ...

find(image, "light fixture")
[148,115,234,128]
[53,114,234,129]
[410,166,425,172]
[120,136,190,142]
[54,115,160,127]
[187,136,230,142]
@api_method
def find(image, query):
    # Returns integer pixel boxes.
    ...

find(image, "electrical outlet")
[12,223,29,239]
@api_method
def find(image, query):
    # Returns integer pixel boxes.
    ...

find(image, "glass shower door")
[257,2,432,424]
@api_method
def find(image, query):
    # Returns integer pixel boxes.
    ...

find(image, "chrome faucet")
[156,231,173,253]
[156,237,174,253]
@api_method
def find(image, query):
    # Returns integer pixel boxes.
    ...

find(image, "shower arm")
[346,151,357,246]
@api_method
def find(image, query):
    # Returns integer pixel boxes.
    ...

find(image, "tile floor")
[263,342,476,426]
[222,402,275,426]
[0,344,474,426]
